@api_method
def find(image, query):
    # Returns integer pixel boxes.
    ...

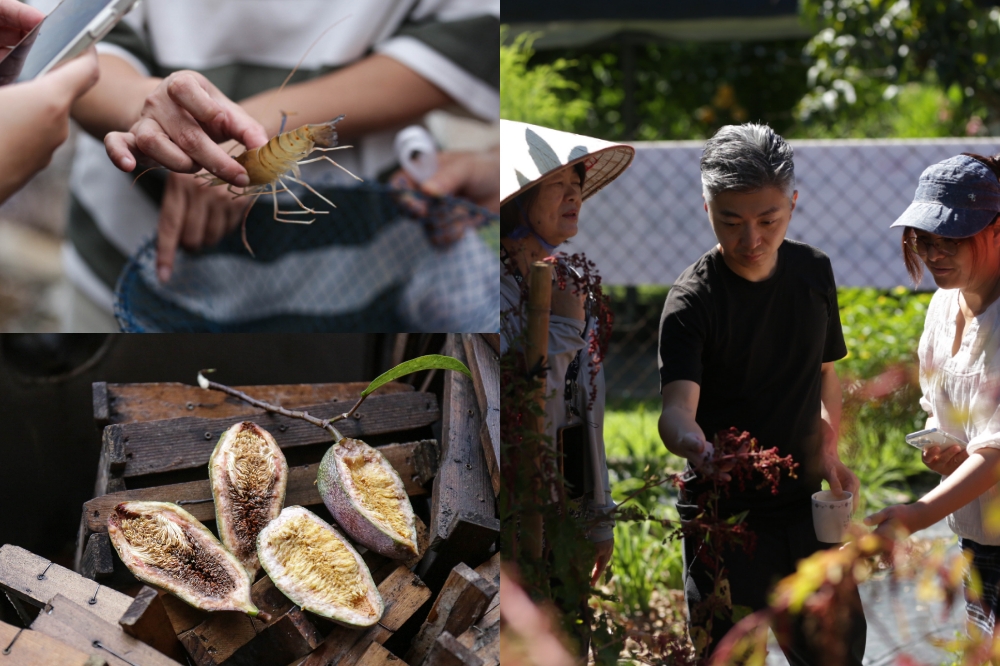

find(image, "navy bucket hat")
[890,154,1000,238]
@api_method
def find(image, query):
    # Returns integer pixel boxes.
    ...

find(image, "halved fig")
[256,506,384,627]
[209,421,288,576]
[108,501,263,617]
[317,438,419,559]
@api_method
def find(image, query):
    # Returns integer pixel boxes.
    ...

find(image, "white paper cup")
[811,490,853,543]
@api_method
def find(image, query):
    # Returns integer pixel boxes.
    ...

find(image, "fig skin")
[108,501,264,618]
[256,505,384,627]
[317,438,419,560]
[209,421,288,576]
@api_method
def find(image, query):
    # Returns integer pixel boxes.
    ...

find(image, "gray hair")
[700,123,795,202]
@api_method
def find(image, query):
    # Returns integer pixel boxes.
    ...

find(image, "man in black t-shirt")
[657,123,866,664]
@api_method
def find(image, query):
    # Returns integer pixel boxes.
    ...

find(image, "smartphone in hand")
[0,0,138,86]
[905,427,968,450]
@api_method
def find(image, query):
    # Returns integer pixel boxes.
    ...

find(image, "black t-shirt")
[658,240,847,521]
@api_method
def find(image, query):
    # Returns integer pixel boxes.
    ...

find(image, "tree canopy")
[501,1,1000,140]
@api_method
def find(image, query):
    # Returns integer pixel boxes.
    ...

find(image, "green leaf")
[731,604,754,623]
[361,354,471,398]
[726,510,750,525]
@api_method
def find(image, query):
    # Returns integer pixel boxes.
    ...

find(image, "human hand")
[591,538,613,586]
[821,452,860,506]
[0,49,98,204]
[921,445,967,476]
[863,503,917,544]
[156,171,249,282]
[676,431,731,481]
[104,71,268,185]
[392,148,500,212]
[389,148,499,246]
[0,0,43,57]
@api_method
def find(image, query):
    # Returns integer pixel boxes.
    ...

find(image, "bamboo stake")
[523,261,552,560]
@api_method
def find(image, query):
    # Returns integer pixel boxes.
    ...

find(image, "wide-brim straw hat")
[500,120,635,207]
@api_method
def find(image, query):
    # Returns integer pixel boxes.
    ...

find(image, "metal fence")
[572,138,1000,399]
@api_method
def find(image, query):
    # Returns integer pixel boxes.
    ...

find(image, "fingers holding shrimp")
[156,172,247,282]
[112,71,268,186]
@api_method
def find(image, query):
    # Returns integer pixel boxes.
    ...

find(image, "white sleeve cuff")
[96,42,151,77]
[376,36,498,121]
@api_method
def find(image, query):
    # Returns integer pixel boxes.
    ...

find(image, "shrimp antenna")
[274,15,352,99]
[132,166,166,187]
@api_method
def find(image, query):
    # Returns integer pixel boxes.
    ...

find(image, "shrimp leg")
[276,178,328,217]
[282,175,340,210]
[241,191,265,256]
[296,154,363,182]
[270,182,316,224]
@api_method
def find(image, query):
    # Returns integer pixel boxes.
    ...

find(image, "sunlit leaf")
[361,354,470,398]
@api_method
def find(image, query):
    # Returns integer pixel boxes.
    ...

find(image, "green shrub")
[609,519,684,615]
[500,26,590,130]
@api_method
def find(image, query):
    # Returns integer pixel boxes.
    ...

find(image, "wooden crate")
[43,333,501,666]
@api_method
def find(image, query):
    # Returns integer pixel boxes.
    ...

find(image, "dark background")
[0,333,445,626]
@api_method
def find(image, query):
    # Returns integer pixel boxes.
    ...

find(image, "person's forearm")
[239,54,452,140]
[71,54,160,139]
[658,405,700,458]
[909,448,1000,530]
[820,363,842,455]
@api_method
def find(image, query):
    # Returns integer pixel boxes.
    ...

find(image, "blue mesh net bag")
[114,182,499,332]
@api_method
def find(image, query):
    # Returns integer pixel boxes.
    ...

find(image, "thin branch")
[197,369,345,442]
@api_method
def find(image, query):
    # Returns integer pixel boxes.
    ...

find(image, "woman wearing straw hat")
[499,120,634,590]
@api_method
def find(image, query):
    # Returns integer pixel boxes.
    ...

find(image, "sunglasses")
[904,234,966,257]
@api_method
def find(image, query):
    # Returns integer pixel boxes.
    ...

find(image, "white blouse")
[919,288,1000,545]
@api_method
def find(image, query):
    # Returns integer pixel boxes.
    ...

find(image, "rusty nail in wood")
[36,562,54,581]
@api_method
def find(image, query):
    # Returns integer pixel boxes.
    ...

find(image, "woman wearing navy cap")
[866,153,1000,640]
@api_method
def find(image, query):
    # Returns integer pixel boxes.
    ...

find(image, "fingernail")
[234,174,249,187]
[158,266,170,283]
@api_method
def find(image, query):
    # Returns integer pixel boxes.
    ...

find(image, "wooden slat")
[118,586,188,663]
[177,575,310,666]
[455,606,498,666]
[93,382,110,429]
[300,566,431,666]
[462,334,499,496]
[405,564,496,666]
[424,632,483,666]
[84,440,438,533]
[356,642,408,666]
[80,533,114,580]
[418,513,500,593]
[111,391,438,478]
[225,606,320,666]
[429,337,495,547]
[479,334,500,356]
[0,619,106,666]
[101,382,413,424]
[158,590,208,636]
[31,594,181,666]
[0,545,132,626]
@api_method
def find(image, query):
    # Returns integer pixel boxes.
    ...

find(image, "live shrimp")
[202,114,361,254]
